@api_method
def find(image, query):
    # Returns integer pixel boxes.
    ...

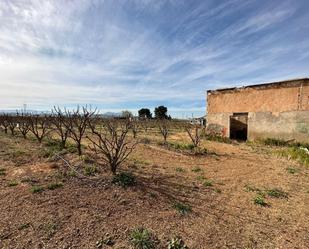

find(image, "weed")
[112,172,136,187]
[7,180,18,187]
[278,147,309,167]
[266,188,288,198]
[47,182,63,190]
[30,185,44,193]
[0,168,6,176]
[168,237,188,249]
[203,179,213,187]
[244,185,261,192]
[205,134,232,144]
[215,188,222,193]
[169,142,194,151]
[130,227,155,249]
[18,223,30,230]
[68,170,77,177]
[191,167,202,173]
[41,221,58,238]
[262,138,289,146]
[254,195,267,206]
[175,167,185,173]
[83,164,98,176]
[96,233,115,248]
[286,167,299,174]
[172,202,192,215]
[196,175,206,181]
[140,137,151,144]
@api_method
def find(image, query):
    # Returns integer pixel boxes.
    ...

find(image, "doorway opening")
[230,113,248,141]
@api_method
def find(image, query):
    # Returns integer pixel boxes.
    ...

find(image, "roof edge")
[207,78,309,94]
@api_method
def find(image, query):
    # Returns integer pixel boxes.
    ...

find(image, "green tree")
[154,105,168,119]
[138,108,152,119]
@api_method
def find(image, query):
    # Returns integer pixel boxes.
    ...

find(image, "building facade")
[206,78,309,142]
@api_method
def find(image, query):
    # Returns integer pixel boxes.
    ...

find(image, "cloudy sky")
[0,0,309,117]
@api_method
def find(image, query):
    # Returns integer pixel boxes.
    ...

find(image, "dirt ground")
[0,131,308,249]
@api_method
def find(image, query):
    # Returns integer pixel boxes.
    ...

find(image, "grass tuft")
[254,195,268,206]
[7,180,18,187]
[167,237,188,249]
[112,172,136,187]
[47,182,64,190]
[172,202,192,215]
[130,227,155,249]
[30,185,44,193]
[266,188,288,198]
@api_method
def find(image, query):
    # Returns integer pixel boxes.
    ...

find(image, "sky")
[0,0,309,118]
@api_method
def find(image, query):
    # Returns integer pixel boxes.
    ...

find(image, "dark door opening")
[230,113,248,141]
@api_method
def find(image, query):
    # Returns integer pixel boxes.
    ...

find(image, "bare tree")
[51,107,70,148]
[129,118,140,139]
[29,114,51,143]
[185,124,203,148]
[7,115,17,136]
[16,111,31,139]
[87,118,137,175]
[0,113,9,134]
[63,106,96,155]
[157,120,170,144]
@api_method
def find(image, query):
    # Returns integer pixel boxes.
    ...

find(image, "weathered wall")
[248,111,309,142]
[207,79,309,114]
[207,111,309,142]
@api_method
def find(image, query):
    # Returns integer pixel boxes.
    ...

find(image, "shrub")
[31,186,44,193]
[130,228,155,249]
[254,195,267,206]
[112,172,136,187]
[172,202,192,215]
[47,182,64,190]
[168,237,188,249]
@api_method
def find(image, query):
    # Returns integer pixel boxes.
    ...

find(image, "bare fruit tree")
[129,118,140,139]
[51,107,70,148]
[63,106,96,155]
[0,113,9,134]
[29,114,51,143]
[87,118,137,175]
[157,119,170,144]
[7,115,17,136]
[185,124,203,148]
[16,111,31,139]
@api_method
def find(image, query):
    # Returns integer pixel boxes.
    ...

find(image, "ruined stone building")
[206,78,309,142]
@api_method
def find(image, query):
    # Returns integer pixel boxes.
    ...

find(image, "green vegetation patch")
[168,237,188,249]
[277,147,309,167]
[112,172,136,187]
[130,227,155,249]
[30,185,45,193]
[266,188,288,198]
[47,182,64,190]
[172,202,192,215]
[7,180,18,187]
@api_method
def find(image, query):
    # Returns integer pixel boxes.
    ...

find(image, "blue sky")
[0,0,309,118]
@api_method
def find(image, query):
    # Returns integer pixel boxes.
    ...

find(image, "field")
[0,126,308,249]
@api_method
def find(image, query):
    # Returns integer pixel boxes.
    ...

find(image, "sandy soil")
[0,132,308,249]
